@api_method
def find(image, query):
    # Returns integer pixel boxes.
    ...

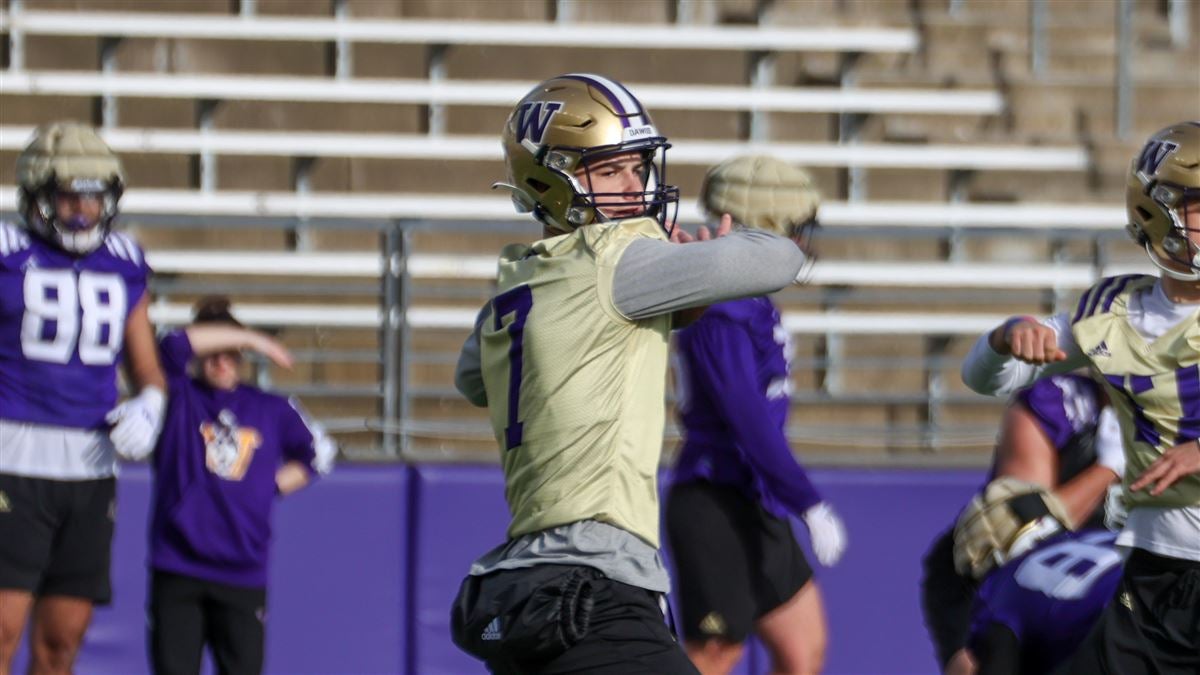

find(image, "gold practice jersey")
[479,217,672,546]
[1071,275,1200,509]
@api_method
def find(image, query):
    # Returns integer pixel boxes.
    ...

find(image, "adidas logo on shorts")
[1087,340,1112,358]
[481,617,502,641]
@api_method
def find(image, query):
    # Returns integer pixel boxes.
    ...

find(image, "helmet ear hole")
[526,178,551,194]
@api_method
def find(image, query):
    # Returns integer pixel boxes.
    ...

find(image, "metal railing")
[5,210,1131,467]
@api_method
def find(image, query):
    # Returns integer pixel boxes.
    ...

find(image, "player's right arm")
[960,312,1086,396]
[994,402,1122,526]
[454,305,491,407]
[612,228,805,320]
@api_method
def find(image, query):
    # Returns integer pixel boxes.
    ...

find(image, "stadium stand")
[0,0,1196,464]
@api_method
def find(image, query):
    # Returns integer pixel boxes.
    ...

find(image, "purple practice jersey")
[149,330,331,588]
[671,296,821,518]
[968,529,1122,675]
[0,221,150,430]
[992,373,1106,528]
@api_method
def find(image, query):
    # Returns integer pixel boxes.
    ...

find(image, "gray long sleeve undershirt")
[612,228,805,319]
[454,228,805,405]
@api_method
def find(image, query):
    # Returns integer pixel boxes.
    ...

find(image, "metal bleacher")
[1,0,1194,465]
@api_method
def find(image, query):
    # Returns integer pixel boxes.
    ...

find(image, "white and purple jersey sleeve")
[0,223,151,430]
[1016,374,1102,452]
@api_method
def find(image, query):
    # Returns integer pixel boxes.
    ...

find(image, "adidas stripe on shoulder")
[104,232,145,265]
[1071,274,1152,323]
[0,221,32,258]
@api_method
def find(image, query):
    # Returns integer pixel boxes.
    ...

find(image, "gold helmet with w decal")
[1126,121,1200,281]
[953,477,1075,581]
[495,73,679,234]
[16,122,125,255]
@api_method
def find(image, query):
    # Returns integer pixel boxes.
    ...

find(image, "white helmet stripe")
[564,72,646,127]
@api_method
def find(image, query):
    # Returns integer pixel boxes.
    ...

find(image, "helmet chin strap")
[1145,240,1200,281]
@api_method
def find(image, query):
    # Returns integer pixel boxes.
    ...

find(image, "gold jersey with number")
[479,217,672,546]
[1071,274,1200,509]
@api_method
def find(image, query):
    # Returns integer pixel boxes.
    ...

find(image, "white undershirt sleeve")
[960,312,1087,397]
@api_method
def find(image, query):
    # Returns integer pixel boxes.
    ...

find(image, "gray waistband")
[469,520,671,593]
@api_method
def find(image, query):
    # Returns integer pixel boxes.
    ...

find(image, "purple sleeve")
[686,318,822,514]
[157,330,194,378]
[1016,375,1098,450]
[121,237,152,308]
[278,397,320,476]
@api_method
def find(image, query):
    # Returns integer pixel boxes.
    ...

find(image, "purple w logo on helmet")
[1136,140,1179,180]
[515,101,563,145]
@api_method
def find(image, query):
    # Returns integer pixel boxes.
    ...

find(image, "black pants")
[1067,549,1200,675]
[919,527,977,669]
[451,564,698,675]
[148,570,267,675]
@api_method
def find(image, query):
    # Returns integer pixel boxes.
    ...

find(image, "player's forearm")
[1053,464,1117,527]
[612,229,805,320]
[125,296,167,392]
[963,314,1085,396]
[961,332,1044,396]
[454,305,490,406]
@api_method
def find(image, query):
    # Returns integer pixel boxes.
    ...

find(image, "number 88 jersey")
[0,221,150,431]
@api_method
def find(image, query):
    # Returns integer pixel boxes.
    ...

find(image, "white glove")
[1103,483,1129,531]
[802,502,847,567]
[1095,406,1126,479]
[105,386,166,461]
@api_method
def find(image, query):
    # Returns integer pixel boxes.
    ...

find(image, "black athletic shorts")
[149,570,267,675]
[665,481,814,644]
[1068,548,1200,675]
[919,526,977,669]
[451,563,698,675]
[0,472,115,604]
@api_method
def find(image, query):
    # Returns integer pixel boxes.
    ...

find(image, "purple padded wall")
[11,465,980,674]
[11,465,407,675]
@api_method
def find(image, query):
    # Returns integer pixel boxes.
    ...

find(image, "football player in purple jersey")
[665,155,844,675]
[0,123,167,674]
[951,480,1123,675]
[921,373,1124,675]
[146,297,335,675]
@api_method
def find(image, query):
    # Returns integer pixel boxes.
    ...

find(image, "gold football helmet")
[700,154,821,236]
[496,73,679,233]
[700,154,822,278]
[16,122,124,255]
[952,477,1075,581]
[1126,121,1200,281]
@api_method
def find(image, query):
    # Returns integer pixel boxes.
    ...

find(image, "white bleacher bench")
[143,250,1153,288]
[0,126,1085,171]
[0,189,1125,229]
[0,72,1004,116]
[147,301,1011,335]
[0,10,919,53]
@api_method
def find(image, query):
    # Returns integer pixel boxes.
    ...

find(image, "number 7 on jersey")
[493,285,533,450]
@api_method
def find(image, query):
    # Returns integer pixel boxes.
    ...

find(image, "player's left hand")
[1130,439,1200,496]
[802,501,847,566]
[670,214,733,243]
[105,385,166,460]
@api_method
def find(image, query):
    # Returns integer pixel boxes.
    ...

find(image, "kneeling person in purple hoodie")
[146,297,336,675]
